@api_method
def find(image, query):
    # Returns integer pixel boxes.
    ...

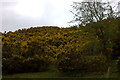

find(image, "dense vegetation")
[2,18,120,76]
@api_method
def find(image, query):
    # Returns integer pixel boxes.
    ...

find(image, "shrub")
[2,55,24,74]
[2,54,50,74]
[57,54,107,73]
[22,55,50,72]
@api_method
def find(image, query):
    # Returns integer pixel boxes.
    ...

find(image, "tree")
[70,1,119,25]
[70,1,120,78]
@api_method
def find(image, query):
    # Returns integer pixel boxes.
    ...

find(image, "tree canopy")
[70,1,119,25]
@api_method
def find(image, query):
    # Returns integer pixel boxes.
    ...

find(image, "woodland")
[1,1,120,79]
[2,18,120,78]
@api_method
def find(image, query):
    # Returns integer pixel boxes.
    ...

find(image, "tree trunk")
[106,66,111,79]
[106,55,112,79]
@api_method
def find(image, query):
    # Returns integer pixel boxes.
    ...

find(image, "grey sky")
[1,0,120,32]
[1,0,79,32]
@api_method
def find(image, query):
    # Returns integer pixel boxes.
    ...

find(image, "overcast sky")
[0,0,120,32]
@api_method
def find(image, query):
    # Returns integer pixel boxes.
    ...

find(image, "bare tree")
[70,1,118,25]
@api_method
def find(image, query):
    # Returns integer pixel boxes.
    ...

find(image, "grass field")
[2,71,120,78]
[2,61,120,79]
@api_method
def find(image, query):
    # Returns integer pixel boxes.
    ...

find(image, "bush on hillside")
[57,54,107,73]
[2,54,50,74]
[2,55,24,74]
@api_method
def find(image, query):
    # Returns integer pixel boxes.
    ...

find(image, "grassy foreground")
[2,71,120,78]
[2,61,120,79]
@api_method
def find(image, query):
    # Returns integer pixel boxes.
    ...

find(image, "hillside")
[2,18,120,77]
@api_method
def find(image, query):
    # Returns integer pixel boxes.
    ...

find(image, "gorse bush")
[22,56,49,72]
[2,55,24,74]
[2,54,49,74]
[2,18,120,74]
[57,54,107,73]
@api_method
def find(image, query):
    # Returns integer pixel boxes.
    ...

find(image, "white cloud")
[1,0,120,32]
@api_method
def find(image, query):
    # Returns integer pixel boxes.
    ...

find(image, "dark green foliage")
[116,57,120,72]
[2,54,49,74]
[2,18,120,74]
[22,55,49,72]
[2,55,24,74]
[57,55,107,73]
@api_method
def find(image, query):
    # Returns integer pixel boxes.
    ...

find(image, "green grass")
[2,61,120,78]
[2,72,63,78]
[2,72,120,78]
